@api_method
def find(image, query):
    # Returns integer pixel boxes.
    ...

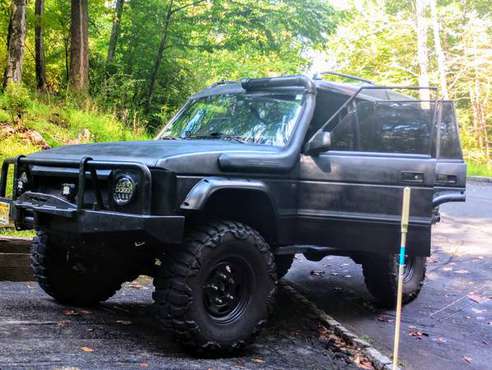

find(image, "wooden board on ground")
[0,237,33,281]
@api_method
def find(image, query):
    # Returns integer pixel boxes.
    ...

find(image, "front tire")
[31,230,131,306]
[361,254,426,309]
[153,221,277,355]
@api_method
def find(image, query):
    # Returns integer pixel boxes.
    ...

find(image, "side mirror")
[304,131,331,155]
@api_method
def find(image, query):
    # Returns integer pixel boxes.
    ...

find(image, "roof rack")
[313,71,374,85]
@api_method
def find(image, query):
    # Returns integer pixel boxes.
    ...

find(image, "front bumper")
[0,156,184,244]
[2,192,184,243]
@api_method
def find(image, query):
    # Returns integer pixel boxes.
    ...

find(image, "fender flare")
[180,177,276,213]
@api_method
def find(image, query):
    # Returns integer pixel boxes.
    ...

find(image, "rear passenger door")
[297,99,436,256]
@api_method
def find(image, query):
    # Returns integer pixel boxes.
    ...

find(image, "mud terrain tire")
[153,221,277,355]
[31,230,129,306]
[362,254,426,309]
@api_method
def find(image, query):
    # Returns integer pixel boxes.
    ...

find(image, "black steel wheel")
[153,221,277,355]
[203,258,253,323]
[361,254,427,309]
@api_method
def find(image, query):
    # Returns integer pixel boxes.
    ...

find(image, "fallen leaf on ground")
[63,309,79,316]
[129,282,144,289]
[81,346,94,353]
[252,358,265,363]
[408,327,429,339]
[139,363,149,368]
[435,337,447,344]
[57,320,70,327]
[354,354,375,370]
[116,320,132,325]
[79,309,92,315]
[468,292,489,304]
[310,270,325,277]
[463,356,472,364]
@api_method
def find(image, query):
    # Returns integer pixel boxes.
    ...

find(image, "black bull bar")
[0,156,184,243]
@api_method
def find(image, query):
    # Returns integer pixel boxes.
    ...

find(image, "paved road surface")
[0,278,361,369]
[288,181,492,370]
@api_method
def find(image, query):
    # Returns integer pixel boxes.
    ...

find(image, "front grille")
[32,174,112,210]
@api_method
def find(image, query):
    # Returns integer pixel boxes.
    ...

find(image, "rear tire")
[153,221,277,355]
[31,230,131,306]
[361,254,426,309]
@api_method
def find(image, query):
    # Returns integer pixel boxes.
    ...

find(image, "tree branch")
[171,0,208,15]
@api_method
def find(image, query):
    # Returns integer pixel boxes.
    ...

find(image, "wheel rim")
[402,256,415,283]
[203,258,252,324]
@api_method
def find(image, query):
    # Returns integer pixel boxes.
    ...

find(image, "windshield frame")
[155,90,307,148]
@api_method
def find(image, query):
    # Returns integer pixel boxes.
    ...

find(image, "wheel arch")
[181,178,279,244]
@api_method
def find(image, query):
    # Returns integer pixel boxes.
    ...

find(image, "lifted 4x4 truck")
[0,73,466,355]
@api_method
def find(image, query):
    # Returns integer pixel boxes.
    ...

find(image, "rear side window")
[439,102,462,159]
[357,101,433,155]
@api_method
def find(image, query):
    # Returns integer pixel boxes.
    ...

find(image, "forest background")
[0,0,490,180]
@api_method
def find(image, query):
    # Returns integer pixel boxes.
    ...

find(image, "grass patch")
[0,228,34,238]
[0,91,149,239]
[467,162,492,177]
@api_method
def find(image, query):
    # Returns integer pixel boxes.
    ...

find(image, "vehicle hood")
[27,140,280,171]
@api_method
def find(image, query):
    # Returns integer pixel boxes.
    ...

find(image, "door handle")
[401,171,424,183]
[436,173,458,185]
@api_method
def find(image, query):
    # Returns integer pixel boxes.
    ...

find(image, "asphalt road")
[287,180,492,370]
[0,277,362,369]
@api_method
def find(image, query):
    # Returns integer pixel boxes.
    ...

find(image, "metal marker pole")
[392,187,411,370]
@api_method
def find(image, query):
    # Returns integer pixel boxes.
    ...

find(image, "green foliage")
[325,0,492,169]
[1,83,31,122]
[8,0,338,134]
[467,162,492,177]
[0,92,148,166]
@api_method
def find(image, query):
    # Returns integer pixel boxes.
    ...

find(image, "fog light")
[16,171,29,195]
[113,175,136,206]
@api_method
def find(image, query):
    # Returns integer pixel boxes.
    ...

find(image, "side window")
[357,101,433,155]
[330,109,356,151]
[439,102,462,159]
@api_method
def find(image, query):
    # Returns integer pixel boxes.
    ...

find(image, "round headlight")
[16,171,29,195]
[113,175,136,206]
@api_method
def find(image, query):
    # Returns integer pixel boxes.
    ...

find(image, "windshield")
[159,93,304,146]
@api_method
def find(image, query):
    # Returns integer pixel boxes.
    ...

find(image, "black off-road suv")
[0,73,466,354]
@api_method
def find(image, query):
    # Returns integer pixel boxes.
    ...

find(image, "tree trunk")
[69,0,89,92]
[107,0,125,65]
[145,0,174,112]
[430,0,448,99]
[415,0,430,101]
[3,0,27,87]
[35,0,47,91]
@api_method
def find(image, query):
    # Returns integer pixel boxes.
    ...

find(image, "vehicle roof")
[191,77,416,102]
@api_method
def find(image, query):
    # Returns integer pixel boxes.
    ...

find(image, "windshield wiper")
[186,132,247,143]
